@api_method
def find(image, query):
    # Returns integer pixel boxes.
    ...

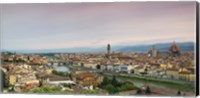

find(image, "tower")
[147,44,157,57]
[107,44,111,59]
[107,44,111,55]
[152,44,157,57]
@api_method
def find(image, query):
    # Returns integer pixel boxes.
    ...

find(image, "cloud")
[1,2,196,50]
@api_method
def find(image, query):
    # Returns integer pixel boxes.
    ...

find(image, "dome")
[169,41,180,53]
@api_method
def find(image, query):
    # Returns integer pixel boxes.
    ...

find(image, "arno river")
[52,65,195,96]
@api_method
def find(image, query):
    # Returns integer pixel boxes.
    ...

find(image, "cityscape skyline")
[1,2,196,50]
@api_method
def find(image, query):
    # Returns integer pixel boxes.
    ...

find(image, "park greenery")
[28,84,106,94]
[118,74,195,92]
[1,70,7,88]
[99,75,139,94]
[27,86,62,93]
[78,89,106,94]
[1,70,14,90]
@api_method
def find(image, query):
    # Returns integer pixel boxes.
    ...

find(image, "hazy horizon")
[1,2,196,50]
[2,41,195,53]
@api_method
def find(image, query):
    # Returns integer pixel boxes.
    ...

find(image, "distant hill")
[117,42,195,53]
[2,42,195,54]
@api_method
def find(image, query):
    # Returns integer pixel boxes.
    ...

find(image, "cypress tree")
[111,75,118,86]
[145,86,151,95]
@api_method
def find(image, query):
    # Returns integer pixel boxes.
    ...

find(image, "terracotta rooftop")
[179,71,193,74]
[43,74,70,81]
[167,68,178,71]
[77,72,95,80]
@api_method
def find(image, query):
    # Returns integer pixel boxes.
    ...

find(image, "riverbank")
[117,74,195,92]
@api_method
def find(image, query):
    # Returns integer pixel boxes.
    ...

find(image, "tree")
[96,64,101,70]
[145,86,151,95]
[177,90,181,96]
[131,69,135,74]
[111,75,118,86]
[69,73,72,80]
[101,76,110,86]
[30,86,61,93]
[117,83,136,92]
[1,70,8,88]
[136,89,142,94]
[105,84,117,94]
[144,67,148,72]
[81,63,84,67]
[52,70,57,74]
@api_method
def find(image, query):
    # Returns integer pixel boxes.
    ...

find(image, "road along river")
[105,73,195,96]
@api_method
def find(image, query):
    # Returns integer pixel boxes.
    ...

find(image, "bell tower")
[107,44,111,55]
[107,44,111,59]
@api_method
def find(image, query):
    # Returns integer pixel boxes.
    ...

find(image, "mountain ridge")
[2,42,195,54]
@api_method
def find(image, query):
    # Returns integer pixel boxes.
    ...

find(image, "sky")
[0,2,196,50]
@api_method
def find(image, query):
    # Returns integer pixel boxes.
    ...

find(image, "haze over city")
[1,2,196,50]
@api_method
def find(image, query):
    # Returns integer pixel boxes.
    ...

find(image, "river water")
[105,74,195,96]
[116,76,195,96]
[50,65,195,96]
[52,65,70,72]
